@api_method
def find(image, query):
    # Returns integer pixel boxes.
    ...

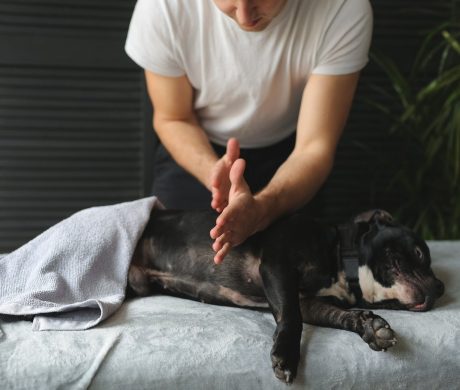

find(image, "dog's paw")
[360,311,397,351]
[271,352,297,384]
[270,336,300,384]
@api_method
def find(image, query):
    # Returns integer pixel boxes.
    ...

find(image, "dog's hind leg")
[126,264,154,297]
[300,297,397,351]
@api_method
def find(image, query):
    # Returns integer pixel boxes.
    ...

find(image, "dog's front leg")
[259,261,302,384]
[300,297,397,351]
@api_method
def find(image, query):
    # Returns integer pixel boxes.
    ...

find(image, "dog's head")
[354,210,445,311]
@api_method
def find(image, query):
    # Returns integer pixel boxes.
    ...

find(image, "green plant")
[368,21,460,239]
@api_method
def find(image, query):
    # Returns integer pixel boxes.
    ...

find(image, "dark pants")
[151,134,296,209]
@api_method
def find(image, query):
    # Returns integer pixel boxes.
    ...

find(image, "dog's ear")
[354,210,393,224]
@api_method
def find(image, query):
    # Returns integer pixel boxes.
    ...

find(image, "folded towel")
[0,197,161,333]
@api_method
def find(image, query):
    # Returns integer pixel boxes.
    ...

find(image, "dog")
[127,209,445,384]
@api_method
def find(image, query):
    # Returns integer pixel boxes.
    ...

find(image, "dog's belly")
[128,209,270,307]
[128,265,269,308]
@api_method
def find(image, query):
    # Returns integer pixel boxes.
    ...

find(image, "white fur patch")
[316,271,356,304]
[358,265,412,303]
[217,286,269,308]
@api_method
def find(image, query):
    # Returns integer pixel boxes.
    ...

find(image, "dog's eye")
[415,247,424,260]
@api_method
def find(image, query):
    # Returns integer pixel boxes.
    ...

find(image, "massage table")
[0,241,459,389]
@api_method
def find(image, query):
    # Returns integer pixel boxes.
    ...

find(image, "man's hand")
[210,158,265,264]
[210,138,240,213]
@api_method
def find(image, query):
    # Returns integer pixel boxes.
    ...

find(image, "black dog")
[127,209,444,384]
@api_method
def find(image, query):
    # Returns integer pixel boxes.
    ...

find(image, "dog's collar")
[336,224,362,301]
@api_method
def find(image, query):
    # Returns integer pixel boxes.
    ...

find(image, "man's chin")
[237,18,269,32]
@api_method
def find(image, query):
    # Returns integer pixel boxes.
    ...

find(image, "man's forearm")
[252,73,359,231]
[254,142,335,231]
[154,117,218,190]
[145,69,220,191]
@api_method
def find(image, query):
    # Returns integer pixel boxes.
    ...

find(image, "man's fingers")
[209,139,241,212]
[212,206,237,238]
[210,224,220,240]
[210,220,232,239]
[212,240,221,252]
[212,231,232,252]
[210,155,230,188]
[212,203,226,213]
[214,242,231,264]
[211,187,228,211]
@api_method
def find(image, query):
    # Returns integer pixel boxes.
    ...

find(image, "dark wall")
[0,0,455,252]
[0,0,154,251]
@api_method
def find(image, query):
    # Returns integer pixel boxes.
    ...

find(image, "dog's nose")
[434,279,445,298]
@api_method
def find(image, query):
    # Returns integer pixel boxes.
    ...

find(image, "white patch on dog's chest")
[316,271,356,304]
[358,265,411,303]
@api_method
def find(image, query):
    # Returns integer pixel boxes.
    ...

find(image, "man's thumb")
[226,138,240,163]
[229,158,247,188]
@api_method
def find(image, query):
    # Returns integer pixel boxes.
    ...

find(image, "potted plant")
[369,21,460,239]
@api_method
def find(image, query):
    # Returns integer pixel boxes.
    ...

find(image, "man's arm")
[145,70,238,203]
[145,70,217,189]
[211,72,361,262]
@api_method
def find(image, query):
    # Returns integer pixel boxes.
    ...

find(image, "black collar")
[336,224,362,301]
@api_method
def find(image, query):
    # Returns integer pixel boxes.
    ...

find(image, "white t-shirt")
[125,0,373,148]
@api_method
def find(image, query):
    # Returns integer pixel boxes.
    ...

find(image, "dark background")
[0,0,456,252]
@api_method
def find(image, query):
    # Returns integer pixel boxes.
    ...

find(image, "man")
[125,0,373,263]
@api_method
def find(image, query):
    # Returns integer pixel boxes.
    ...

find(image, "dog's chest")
[315,271,356,305]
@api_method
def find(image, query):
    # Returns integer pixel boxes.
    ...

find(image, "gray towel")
[0,196,161,333]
